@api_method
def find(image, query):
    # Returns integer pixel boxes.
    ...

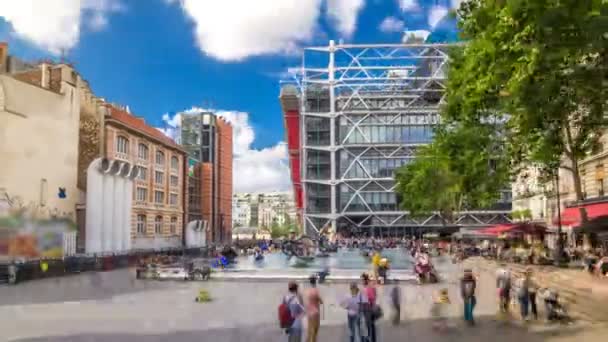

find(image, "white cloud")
[326,0,365,38]
[402,29,431,42]
[162,108,292,193]
[171,0,365,61]
[0,0,122,54]
[378,16,405,33]
[172,0,322,61]
[428,5,448,28]
[399,0,419,11]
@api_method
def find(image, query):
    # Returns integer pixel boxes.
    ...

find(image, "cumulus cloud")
[0,0,122,54]
[170,0,364,61]
[326,0,365,38]
[171,0,321,61]
[161,108,291,193]
[428,5,448,28]
[379,17,405,33]
[399,0,419,11]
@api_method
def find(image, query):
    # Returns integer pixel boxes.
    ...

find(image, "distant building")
[103,105,187,250]
[232,193,252,228]
[0,43,81,223]
[179,111,233,244]
[232,192,296,229]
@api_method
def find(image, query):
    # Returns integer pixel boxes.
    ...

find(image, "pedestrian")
[389,283,401,325]
[528,270,538,320]
[282,281,305,342]
[518,268,535,321]
[361,273,378,342]
[340,282,368,342]
[496,264,511,314]
[460,269,477,325]
[305,275,323,342]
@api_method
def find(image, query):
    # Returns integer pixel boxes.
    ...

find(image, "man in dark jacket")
[461,269,477,325]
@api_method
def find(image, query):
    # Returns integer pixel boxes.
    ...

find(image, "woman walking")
[460,269,477,325]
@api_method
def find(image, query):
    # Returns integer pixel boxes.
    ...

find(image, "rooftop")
[105,105,185,153]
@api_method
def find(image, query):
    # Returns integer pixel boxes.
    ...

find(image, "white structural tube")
[85,158,137,254]
[102,172,114,252]
[124,165,137,251]
[114,170,125,252]
[85,158,103,253]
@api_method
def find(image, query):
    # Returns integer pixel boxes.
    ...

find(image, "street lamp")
[554,168,564,266]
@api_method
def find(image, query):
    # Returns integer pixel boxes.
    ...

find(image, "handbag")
[371,304,384,321]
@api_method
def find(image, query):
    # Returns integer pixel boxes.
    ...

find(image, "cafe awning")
[481,223,546,236]
[553,202,608,227]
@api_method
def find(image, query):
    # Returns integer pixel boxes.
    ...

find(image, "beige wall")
[0,74,80,220]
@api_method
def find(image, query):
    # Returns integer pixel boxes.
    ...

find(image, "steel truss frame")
[297,41,510,236]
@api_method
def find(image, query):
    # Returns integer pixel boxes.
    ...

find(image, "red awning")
[481,223,546,236]
[553,202,608,227]
[482,224,515,235]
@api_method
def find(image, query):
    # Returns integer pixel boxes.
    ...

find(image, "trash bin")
[102,256,114,271]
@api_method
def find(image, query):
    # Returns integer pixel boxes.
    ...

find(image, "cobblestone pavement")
[1,257,607,341]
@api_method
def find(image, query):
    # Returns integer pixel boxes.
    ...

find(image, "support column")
[329,40,337,234]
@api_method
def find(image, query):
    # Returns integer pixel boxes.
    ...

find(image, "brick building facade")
[105,106,187,248]
[180,112,233,244]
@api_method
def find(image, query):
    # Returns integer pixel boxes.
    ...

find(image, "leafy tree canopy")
[446,0,607,204]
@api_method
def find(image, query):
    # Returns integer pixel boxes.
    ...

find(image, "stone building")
[104,105,187,249]
[0,43,81,222]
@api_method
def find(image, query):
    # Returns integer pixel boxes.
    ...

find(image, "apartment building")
[104,106,187,249]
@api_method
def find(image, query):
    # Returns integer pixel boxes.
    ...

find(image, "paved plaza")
[1,257,607,341]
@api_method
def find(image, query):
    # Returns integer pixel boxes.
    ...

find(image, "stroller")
[541,289,569,322]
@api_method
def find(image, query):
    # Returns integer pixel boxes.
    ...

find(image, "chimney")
[0,42,8,74]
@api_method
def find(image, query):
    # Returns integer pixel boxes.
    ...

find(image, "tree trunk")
[564,124,589,223]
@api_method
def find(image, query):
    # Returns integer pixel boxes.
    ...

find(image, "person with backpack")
[279,281,305,342]
[460,269,477,325]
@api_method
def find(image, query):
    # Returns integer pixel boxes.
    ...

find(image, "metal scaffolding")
[292,41,511,237]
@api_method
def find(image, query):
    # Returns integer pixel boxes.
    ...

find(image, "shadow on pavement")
[11,315,590,342]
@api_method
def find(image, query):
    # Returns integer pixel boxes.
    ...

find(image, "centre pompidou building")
[280,41,512,237]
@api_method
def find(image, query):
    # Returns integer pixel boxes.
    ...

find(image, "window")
[154,216,163,234]
[170,193,178,206]
[598,179,604,197]
[154,190,164,204]
[138,143,149,161]
[136,187,147,202]
[170,175,179,187]
[170,217,177,234]
[136,214,146,234]
[116,136,129,154]
[137,166,147,180]
[155,171,164,185]
[156,150,165,165]
[171,156,179,171]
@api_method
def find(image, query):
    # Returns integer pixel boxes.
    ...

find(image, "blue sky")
[0,0,461,192]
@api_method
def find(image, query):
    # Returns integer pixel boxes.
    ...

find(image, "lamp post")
[554,168,564,266]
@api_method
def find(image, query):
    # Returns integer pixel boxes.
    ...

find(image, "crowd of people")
[276,238,573,342]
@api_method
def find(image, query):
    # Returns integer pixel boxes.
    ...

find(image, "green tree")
[446,0,607,223]
[395,123,509,224]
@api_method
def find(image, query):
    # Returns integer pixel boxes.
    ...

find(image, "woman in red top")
[361,273,377,342]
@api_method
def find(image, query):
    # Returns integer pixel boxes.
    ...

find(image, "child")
[431,288,450,332]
